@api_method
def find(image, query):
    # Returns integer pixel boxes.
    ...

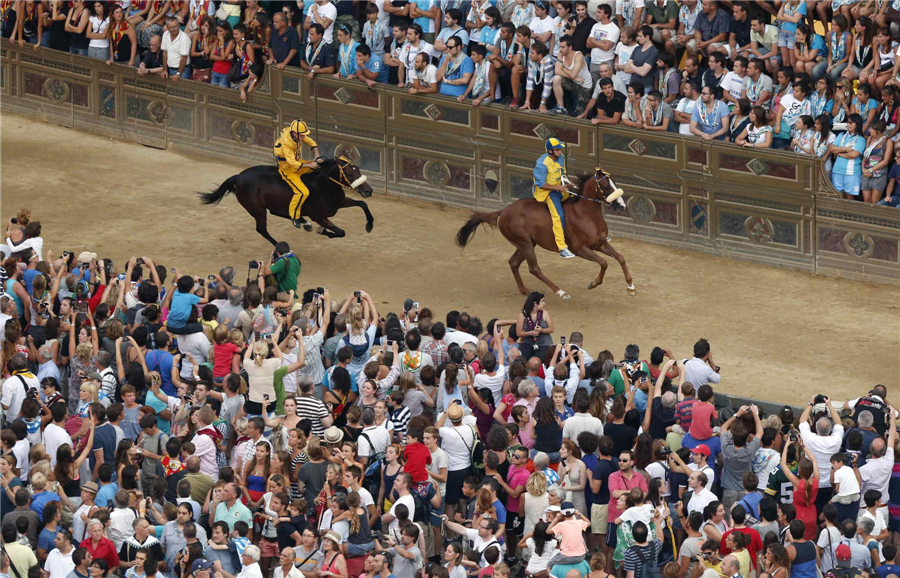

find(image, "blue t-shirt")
[22,269,41,295]
[436,25,469,47]
[691,100,730,137]
[831,132,866,176]
[582,453,599,509]
[145,390,172,434]
[877,564,900,578]
[167,292,200,329]
[144,349,175,396]
[337,40,360,76]
[95,483,119,508]
[889,162,900,183]
[412,0,436,33]
[781,1,806,33]
[438,54,475,97]
[38,526,58,552]
[736,491,763,521]
[323,365,359,393]
[90,422,118,473]
[810,34,826,55]
[366,54,390,83]
[633,387,648,413]
[492,499,507,526]
[30,491,58,519]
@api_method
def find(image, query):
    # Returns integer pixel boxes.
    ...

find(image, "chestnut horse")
[455,166,634,300]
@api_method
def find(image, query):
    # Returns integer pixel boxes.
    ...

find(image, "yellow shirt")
[274,126,318,171]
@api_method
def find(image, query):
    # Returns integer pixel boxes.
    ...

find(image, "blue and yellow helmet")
[546,138,566,152]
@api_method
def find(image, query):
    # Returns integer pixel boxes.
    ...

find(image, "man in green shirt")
[261,241,302,294]
[607,344,650,395]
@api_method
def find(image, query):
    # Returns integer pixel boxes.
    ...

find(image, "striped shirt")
[296,395,331,439]
[526,55,555,100]
[391,406,411,439]
[297,331,325,385]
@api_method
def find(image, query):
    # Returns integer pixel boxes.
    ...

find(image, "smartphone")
[560,336,566,345]
[264,394,270,401]
[413,301,419,310]
[171,267,176,274]
[117,274,126,281]
[198,279,205,286]
[207,274,216,281]
[136,258,145,265]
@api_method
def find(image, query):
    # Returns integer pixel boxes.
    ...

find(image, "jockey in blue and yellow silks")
[534,138,576,258]
[274,119,321,228]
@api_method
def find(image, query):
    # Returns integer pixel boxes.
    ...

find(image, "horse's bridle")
[320,156,368,191]
[594,168,624,205]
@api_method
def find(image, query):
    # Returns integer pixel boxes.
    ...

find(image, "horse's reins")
[313,156,368,191]
[563,171,624,205]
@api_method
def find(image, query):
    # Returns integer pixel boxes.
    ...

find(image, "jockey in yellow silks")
[274,119,321,228]
[534,138,575,258]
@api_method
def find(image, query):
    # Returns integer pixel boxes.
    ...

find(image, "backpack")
[359,432,386,491]
[410,484,432,527]
[453,424,486,473]
[342,333,371,361]
[252,305,278,336]
[634,542,661,578]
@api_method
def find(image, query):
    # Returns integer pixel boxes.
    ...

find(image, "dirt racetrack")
[2,115,898,405]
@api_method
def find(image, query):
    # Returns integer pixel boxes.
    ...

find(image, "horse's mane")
[317,157,341,171]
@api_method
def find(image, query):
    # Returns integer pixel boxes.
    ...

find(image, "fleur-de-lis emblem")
[848,233,870,257]
[234,121,252,144]
[45,78,67,101]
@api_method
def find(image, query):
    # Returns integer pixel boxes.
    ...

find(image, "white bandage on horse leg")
[605,188,624,203]
[556,289,567,297]
[350,176,368,189]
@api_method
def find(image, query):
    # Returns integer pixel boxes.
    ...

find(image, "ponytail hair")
[347,491,362,534]
[445,363,459,394]
[253,340,269,366]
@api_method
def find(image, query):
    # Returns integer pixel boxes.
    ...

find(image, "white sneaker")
[559,248,576,258]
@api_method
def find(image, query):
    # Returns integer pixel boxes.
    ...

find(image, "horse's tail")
[198,175,239,206]
[456,209,503,248]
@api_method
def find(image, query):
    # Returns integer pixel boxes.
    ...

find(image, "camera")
[249,261,259,269]
[136,258,145,265]
[371,530,384,541]
[171,267,177,274]
[814,394,827,405]
[198,279,205,286]
[789,430,799,442]
[560,336,566,345]
[10,218,17,224]
[659,446,672,456]
[207,275,216,281]
[316,287,325,295]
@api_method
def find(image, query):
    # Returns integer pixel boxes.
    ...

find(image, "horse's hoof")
[588,281,600,290]
[303,223,313,232]
[365,222,373,233]
[316,226,326,235]
[556,289,570,300]
[627,284,636,297]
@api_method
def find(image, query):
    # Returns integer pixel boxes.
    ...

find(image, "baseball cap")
[561,501,575,516]
[692,444,711,457]
[192,559,214,573]
[86,372,103,382]
[835,544,852,562]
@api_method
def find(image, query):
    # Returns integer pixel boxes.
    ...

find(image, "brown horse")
[455,166,634,300]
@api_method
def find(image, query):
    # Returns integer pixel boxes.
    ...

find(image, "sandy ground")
[2,115,898,406]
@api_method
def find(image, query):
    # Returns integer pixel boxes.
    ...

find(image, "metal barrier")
[2,41,898,284]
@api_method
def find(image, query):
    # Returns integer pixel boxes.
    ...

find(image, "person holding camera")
[257,242,302,295]
[797,393,844,512]
[780,436,819,540]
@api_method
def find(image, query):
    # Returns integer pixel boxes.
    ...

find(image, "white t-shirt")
[687,487,717,515]
[589,21,620,63]
[12,439,29,482]
[412,63,439,87]
[525,537,558,574]
[833,465,860,497]
[358,425,391,460]
[160,30,191,68]
[388,494,416,534]
[357,487,376,510]
[465,528,502,566]
[1,375,27,423]
[645,461,670,497]
[439,424,475,471]
[620,503,654,526]
[309,2,338,45]
[676,97,699,135]
[614,42,637,84]
[529,15,558,46]
[858,448,895,508]
[429,447,449,498]
[44,548,75,578]
[688,463,716,487]
[799,421,844,488]
[474,366,507,406]
[722,71,745,101]
[44,422,73,467]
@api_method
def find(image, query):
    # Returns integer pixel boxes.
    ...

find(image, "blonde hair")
[0,455,19,477]
[29,445,48,464]
[398,371,416,393]
[347,303,366,334]
[234,416,249,436]
[212,324,229,345]
[229,329,245,349]
[526,470,548,496]
[81,382,99,403]
[104,283,120,309]
[347,491,362,534]
[475,487,496,517]
[30,460,51,482]
[253,340,269,366]
[476,340,489,361]
[76,342,93,362]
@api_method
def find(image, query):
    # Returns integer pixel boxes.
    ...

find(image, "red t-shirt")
[213,342,241,377]
[402,442,432,483]
[719,527,764,569]
[689,401,717,440]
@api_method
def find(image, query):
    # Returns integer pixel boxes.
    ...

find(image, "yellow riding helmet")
[289,120,310,138]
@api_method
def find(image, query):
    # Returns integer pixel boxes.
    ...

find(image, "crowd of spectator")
[0,206,899,578]
[7,0,900,205]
